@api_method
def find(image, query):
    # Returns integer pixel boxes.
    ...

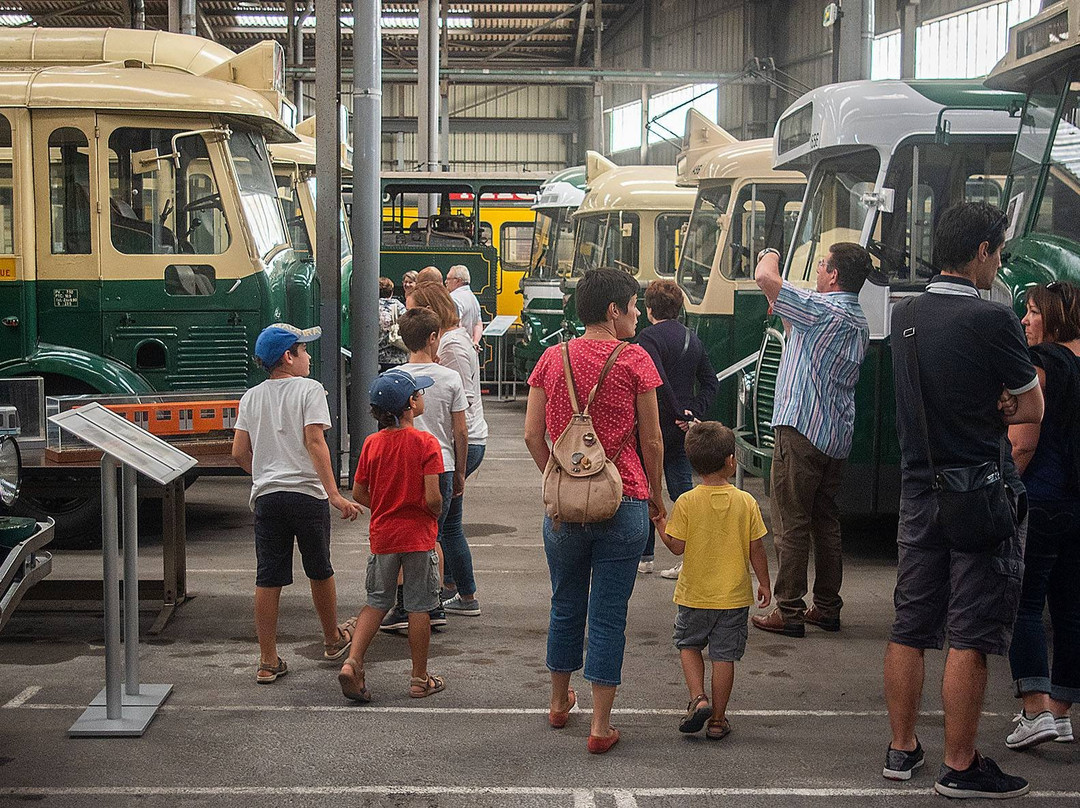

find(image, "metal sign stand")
[483,315,519,402]
[49,403,196,738]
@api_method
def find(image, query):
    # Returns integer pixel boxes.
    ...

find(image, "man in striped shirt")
[750,243,871,638]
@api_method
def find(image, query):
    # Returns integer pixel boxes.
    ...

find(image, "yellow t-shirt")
[667,484,768,609]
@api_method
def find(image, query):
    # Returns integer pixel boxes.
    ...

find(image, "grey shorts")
[673,605,750,662]
[890,493,1025,657]
[365,550,440,613]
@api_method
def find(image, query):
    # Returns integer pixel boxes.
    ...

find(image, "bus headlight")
[523,320,533,343]
[738,371,755,408]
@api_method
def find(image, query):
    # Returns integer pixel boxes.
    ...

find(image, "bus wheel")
[13,485,102,550]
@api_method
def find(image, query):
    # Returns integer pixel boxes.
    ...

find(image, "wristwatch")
[757,247,781,262]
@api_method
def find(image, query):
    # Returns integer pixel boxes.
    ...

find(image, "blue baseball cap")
[369,368,434,412]
[255,323,321,367]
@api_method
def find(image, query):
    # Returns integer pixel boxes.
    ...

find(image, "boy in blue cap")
[232,323,361,684]
[338,368,446,701]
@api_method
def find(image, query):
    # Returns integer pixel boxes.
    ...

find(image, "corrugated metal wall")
[872,0,1039,35]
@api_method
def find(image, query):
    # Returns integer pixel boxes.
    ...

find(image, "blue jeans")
[642,442,694,560]
[1008,499,1080,703]
[543,498,649,686]
[439,444,486,596]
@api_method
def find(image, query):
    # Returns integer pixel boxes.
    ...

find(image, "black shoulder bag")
[894,296,1016,553]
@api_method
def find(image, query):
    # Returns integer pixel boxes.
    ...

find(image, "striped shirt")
[770,282,869,459]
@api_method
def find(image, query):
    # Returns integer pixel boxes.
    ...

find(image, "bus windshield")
[228,130,289,260]
[788,151,879,282]
[571,212,640,277]
[678,181,732,303]
[1007,68,1080,246]
[530,207,576,280]
[306,177,352,262]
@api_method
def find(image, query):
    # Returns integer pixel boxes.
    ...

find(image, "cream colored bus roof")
[270,134,353,173]
[577,164,696,215]
[0,27,236,74]
[0,63,296,143]
[693,138,804,183]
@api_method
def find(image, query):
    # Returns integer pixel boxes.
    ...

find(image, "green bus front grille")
[753,328,785,450]
[174,325,250,390]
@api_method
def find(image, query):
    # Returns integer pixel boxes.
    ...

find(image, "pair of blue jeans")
[641,442,694,561]
[1008,499,1080,703]
[543,498,648,686]
[438,443,486,596]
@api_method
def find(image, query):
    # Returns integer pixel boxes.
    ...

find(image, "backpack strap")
[560,340,582,415]
[583,341,629,415]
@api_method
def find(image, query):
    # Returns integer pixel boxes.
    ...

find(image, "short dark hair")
[575,267,639,325]
[378,277,395,298]
[828,243,873,294]
[645,279,684,321]
[933,202,1009,272]
[398,307,441,352]
[261,343,299,372]
[1028,281,1080,343]
[684,421,735,476]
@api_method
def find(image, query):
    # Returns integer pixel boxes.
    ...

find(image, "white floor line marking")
[1,686,40,709]
[613,789,639,808]
[1,786,1078,800]
[573,790,596,808]
[9,703,1003,718]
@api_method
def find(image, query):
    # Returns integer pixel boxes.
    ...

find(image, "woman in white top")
[407,281,487,615]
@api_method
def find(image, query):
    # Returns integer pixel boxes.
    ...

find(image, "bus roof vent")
[676,109,737,186]
[585,150,617,185]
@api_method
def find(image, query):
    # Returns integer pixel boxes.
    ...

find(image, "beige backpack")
[542,340,635,524]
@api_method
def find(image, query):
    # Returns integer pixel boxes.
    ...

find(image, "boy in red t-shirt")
[338,368,447,701]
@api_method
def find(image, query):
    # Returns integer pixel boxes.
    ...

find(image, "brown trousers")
[770,426,846,623]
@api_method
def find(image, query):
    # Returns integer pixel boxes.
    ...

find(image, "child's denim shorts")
[673,605,750,662]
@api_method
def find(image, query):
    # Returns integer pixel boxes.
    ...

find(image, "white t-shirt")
[450,285,483,337]
[234,376,331,509]
[397,361,467,471]
[439,327,489,444]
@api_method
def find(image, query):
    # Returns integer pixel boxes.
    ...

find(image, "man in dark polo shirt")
[882,203,1044,799]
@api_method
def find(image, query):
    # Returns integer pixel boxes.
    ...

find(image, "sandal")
[706,717,731,741]
[549,687,576,729]
[338,657,371,702]
[324,616,357,661]
[679,694,711,734]
[256,657,287,684]
[409,673,446,699]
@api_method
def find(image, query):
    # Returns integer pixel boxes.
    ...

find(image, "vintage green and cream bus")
[987,0,1080,305]
[514,165,586,378]
[735,79,1025,516]
[675,110,805,425]
[562,152,696,336]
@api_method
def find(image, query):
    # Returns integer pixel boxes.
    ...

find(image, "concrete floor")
[1,399,1077,806]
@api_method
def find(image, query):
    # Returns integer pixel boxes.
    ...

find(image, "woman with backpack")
[377,277,408,372]
[524,267,666,754]
[1006,280,1080,751]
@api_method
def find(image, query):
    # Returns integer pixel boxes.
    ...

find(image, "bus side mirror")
[861,188,895,214]
[133,148,164,175]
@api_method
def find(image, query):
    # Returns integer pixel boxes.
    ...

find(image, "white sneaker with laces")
[1055,715,1074,743]
[637,560,654,575]
[1006,710,1058,750]
[660,563,682,580]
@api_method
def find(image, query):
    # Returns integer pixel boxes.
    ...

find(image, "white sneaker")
[1006,711,1059,750]
[637,560,654,574]
[1055,715,1074,743]
[660,563,682,580]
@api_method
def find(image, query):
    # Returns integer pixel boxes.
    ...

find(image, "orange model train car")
[103,400,240,438]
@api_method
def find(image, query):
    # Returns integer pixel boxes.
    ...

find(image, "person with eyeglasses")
[750,242,872,640]
[883,202,1044,798]
[1004,279,1080,752]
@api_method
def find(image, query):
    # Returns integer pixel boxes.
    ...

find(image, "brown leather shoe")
[751,609,805,637]
[804,605,841,632]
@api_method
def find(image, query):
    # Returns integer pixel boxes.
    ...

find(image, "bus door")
[0,110,28,366]
[96,116,249,391]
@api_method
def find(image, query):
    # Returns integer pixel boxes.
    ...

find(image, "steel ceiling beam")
[292,66,750,85]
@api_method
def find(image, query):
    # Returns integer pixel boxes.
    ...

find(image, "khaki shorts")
[365,550,440,613]
[673,605,749,662]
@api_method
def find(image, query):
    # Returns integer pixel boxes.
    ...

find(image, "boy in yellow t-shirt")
[653,422,771,740]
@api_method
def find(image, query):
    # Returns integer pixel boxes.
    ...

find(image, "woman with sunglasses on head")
[1006,280,1080,751]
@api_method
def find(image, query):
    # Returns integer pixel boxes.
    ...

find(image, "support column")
[899,0,919,80]
[167,0,178,33]
[592,1,604,153]
[131,0,145,29]
[837,0,871,82]
[180,0,195,36]
[350,0,382,470]
[418,0,440,173]
[315,0,342,477]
